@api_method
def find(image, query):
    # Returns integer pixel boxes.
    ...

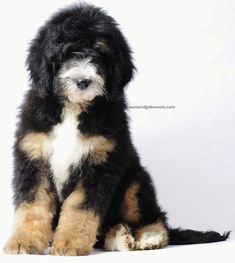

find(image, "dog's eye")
[62,43,73,54]
[94,39,110,52]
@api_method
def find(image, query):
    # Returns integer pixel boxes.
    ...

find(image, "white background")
[0,0,234,261]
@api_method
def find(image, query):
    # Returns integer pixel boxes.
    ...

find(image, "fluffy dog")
[4,4,229,255]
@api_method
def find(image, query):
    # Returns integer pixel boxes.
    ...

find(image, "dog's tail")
[169,228,230,245]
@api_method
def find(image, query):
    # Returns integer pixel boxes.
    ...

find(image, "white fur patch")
[57,57,105,103]
[104,225,135,252]
[136,230,165,250]
[44,104,88,199]
[60,58,97,80]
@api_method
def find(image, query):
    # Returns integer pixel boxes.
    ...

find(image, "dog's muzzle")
[76,79,91,90]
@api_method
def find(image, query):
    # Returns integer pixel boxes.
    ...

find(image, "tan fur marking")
[84,135,115,164]
[20,132,48,160]
[20,130,114,165]
[135,221,169,249]
[52,187,100,256]
[122,183,140,224]
[105,226,118,241]
[4,179,55,254]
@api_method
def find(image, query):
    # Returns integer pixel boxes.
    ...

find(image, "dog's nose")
[76,79,91,90]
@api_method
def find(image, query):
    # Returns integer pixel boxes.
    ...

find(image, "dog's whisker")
[99,85,109,100]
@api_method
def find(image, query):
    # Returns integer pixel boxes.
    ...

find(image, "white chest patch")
[19,104,115,201]
[45,105,90,198]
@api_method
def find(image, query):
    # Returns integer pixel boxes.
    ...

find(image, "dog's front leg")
[51,187,100,256]
[52,167,120,256]
[4,178,55,254]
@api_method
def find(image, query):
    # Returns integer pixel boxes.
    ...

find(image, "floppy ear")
[26,29,62,98]
[114,49,134,90]
[108,36,135,100]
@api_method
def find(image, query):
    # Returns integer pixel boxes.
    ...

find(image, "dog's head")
[27,4,135,104]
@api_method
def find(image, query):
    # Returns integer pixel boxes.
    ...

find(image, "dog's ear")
[26,28,63,98]
[108,34,135,100]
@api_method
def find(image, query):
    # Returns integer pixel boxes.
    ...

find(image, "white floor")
[1,240,234,263]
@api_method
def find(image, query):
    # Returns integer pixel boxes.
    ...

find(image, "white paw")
[135,231,165,249]
[104,224,135,251]
[135,222,169,250]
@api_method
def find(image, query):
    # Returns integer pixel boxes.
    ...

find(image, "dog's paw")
[135,222,169,250]
[4,231,49,254]
[51,235,93,256]
[104,224,135,251]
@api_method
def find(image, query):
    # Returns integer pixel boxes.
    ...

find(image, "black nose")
[76,79,91,90]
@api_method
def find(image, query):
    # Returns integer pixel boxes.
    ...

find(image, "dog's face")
[56,55,105,104]
[27,4,135,104]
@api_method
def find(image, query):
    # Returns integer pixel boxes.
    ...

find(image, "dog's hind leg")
[131,170,169,250]
[134,221,169,250]
[103,221,168,251]
[120,166,169,250]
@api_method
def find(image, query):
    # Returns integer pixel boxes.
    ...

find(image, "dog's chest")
[46,106,89,196]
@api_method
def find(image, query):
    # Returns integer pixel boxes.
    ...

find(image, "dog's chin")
[65,91,100,105]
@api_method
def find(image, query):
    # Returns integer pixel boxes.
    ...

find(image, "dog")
[4,4,229,255]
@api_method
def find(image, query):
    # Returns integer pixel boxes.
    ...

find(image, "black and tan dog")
[4,4,229,255]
